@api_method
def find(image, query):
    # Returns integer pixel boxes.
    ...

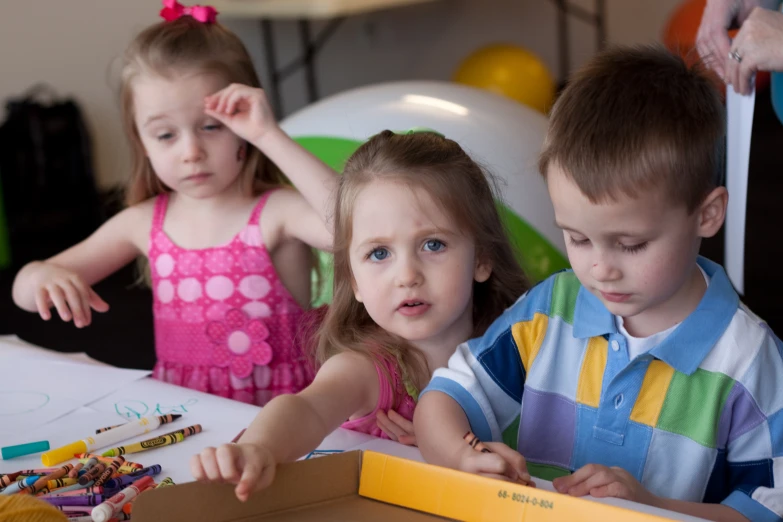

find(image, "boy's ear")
[474,256,492,283]
[697,186,728,238]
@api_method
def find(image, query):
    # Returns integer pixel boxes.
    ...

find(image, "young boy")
[414,46,783,522]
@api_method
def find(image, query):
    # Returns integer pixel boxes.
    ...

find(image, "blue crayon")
[103,464,161,490]
[0,475,40,495]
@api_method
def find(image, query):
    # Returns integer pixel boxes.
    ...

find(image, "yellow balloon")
[453,44,555,114]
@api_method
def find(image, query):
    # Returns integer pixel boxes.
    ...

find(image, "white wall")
[0,0,683,188]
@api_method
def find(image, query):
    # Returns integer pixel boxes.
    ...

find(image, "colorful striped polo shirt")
[424,257,783,521]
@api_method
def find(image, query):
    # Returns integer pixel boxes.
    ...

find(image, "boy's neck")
[620,263,707,338]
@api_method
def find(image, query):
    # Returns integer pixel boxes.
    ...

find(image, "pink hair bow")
[160,0,218,24]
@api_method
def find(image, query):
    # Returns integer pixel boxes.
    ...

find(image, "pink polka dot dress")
[149,191,315,406]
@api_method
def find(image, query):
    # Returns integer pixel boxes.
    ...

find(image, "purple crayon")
[104,464,161,490]
[43,493,106,506]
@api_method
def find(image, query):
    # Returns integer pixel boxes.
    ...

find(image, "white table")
[0,337,706,520]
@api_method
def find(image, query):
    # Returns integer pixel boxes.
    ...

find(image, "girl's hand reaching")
[204,84,278,145]
[29,262,109,328]
[376,410,416,446]
[190,443,277,502]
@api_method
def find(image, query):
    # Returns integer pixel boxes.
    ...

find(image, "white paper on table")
[0,407,121,471]
[725,88,756,294]
[0,335,104,366]
[0,357,150,435]
[86,378,261,483]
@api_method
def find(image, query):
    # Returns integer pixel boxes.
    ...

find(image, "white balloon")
[280,80,565,256]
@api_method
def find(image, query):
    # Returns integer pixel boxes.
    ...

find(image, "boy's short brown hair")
[539,45,725,213]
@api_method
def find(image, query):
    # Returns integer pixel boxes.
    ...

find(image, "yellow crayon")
[47,478,78,489]
[102,424,202,457]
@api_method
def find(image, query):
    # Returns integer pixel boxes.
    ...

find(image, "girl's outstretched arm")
[205,84,337,251]
[12,201,151,327]
[191,351,378,501]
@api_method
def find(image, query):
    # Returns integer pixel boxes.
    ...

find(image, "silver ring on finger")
[729,49,743,63]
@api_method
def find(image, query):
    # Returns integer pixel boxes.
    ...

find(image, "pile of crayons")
[0,414,202,521]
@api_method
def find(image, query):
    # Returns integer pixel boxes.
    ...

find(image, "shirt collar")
[572,257,739,375]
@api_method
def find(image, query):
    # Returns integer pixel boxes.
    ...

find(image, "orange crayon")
[463,431,535,488]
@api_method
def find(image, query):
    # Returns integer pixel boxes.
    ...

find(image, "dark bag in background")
[0,84,104,271]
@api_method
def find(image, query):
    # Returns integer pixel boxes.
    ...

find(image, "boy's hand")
[458,442,535,487]
[190,443,277,502]
[204,84,278,145]
[32,263,109,327]
[553,464,658,505]
[376,410,416,446]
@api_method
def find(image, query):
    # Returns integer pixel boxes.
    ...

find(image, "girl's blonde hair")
[314,130,529,394]
[120,16,285,206]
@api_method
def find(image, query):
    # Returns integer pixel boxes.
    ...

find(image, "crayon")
[93,457,125,487]
[0,472,21,488]
[68,462,85,478]
[91,475,154,522]
[95,423,125,434]
[154,477,175,489]
[20,463,74,495]
[94,414,181,435]
[0,441,50,460]
[42,485,108,497]
[102,424,202,457]
[104,465,161,490]
[463,431,535,488]
[48,478,78,490]
[78,463,106,486]
[42,493,106,506]
[42,415,181,466]
[0,475,41,495]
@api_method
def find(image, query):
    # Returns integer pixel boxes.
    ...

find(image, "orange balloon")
[662,0,770,93]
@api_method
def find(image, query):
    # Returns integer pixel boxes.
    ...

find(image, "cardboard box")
[133,451,675,521]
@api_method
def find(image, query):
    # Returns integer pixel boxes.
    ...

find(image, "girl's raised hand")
[31,263,109,328]
[204,84,278,144]
[190,443,277,502]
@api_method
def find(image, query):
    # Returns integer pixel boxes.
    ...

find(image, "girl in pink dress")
[191,130,530,502]
[12,3,336,406]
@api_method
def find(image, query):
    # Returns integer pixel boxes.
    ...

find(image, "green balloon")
[293,135,569,307]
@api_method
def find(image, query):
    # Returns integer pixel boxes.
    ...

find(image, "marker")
[463,431,535,488]
[0,441,50,460]
[42,415,179,466]
[101,424,202,457]
[91,475,154,522]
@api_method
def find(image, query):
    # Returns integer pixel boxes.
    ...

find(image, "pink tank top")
[341,356,417,438]
[148,191,315,406]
